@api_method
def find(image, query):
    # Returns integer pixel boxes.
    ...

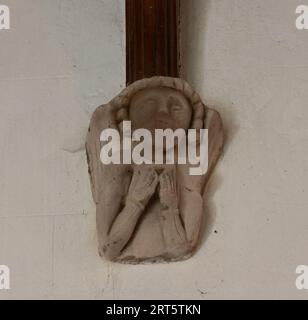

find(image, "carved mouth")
[155,119,172,127]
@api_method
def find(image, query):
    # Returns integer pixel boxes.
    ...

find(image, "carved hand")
[159,167,178,210]
[127,166,159,208]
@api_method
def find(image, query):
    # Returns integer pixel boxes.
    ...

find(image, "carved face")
[129,87,192,133]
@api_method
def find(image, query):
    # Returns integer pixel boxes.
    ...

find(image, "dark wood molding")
[126,0,180,85]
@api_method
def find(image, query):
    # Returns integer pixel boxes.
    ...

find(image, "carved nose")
[157,103,169,116]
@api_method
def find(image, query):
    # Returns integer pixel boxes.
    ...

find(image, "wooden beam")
[126,0,179,85]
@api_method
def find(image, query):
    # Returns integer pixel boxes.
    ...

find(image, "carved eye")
[171,104,182,112]
[145,99,157,108]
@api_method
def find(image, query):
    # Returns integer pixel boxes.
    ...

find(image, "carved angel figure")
[86,77,223,264]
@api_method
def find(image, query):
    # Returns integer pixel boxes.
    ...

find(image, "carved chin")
[154,119,173,128]
[142,121,173,131]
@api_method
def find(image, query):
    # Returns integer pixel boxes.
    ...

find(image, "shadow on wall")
[180,0,240,248]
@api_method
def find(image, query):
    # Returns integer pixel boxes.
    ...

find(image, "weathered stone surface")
[86,77,223,264]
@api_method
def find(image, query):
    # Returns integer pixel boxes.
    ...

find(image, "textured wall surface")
[0,0,308,299]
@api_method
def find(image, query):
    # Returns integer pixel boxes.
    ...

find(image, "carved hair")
[108,76,206,130]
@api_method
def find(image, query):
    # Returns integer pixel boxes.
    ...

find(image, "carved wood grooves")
[126,0,180,85]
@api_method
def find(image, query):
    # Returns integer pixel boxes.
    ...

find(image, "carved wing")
[203,107,224,194]
[178,106,224,250]
[86,104,131,247]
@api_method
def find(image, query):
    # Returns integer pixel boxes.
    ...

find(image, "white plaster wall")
[0,0,307,299]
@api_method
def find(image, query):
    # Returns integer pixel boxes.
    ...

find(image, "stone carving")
[86,77,224,264]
